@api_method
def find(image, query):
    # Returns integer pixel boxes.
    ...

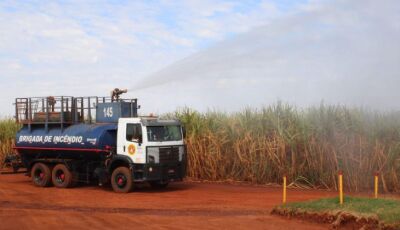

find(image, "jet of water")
[132,0,400,111]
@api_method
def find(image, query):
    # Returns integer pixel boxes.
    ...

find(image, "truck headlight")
[178,146,185,161]
[147,147,159,164]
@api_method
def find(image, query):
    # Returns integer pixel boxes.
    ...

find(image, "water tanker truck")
[13,89,187,193]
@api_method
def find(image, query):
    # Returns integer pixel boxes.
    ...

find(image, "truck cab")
[113,117,186,192]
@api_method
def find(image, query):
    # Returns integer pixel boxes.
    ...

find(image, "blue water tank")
[15,124,117,158]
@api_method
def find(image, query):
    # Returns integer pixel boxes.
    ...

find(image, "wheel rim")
[115,173,127,189]
[55,169,66,184]
[33,168,44,183]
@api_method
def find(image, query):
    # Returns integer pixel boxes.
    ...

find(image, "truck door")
[117,122,144,163]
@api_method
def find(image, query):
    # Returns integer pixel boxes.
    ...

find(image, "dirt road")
[0,173,336,230]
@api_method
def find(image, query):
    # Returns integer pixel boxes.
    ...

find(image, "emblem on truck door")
[128,144,136,155]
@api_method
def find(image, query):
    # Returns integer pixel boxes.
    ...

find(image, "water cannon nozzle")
[111,88,128,102]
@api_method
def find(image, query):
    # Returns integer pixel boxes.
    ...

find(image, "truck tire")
[31,163,52,187]
[52,164,77,188]
[111,167,133,193]
[149,181,169,189]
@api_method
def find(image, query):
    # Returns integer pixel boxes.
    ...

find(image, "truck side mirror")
[137,136,142,146]
[131,134,142,145]
[182,127,186,139]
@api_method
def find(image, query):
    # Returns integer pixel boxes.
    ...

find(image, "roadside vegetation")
[0,118,20,168]
[272,197,400,229]
[1,103,400,193]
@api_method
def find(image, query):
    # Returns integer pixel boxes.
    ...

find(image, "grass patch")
[280,196,400,225]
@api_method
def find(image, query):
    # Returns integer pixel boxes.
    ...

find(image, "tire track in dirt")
[0,200,268,217]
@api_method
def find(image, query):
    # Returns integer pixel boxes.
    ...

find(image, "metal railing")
[15,96,137,131]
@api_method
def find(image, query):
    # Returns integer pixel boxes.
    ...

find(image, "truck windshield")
[147,125,182,142]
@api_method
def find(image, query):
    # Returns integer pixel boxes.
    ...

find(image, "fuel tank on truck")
[15,123,117,160]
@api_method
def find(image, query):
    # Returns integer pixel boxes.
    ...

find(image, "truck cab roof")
[119,117,182,126]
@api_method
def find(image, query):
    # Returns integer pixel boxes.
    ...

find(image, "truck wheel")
[52,164,77,188]
[111,167,133,193]
[31,163,52,187]
[149,181,169,189]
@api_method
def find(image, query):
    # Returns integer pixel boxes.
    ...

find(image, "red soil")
[0,173,336,230]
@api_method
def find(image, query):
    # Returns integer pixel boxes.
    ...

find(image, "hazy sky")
[1,0,399,117]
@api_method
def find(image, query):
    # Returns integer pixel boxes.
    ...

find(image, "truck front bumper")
[131,162,186,183]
